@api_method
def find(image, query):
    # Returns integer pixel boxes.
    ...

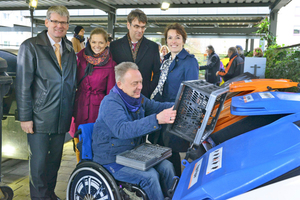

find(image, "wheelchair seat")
[66,123,148,200]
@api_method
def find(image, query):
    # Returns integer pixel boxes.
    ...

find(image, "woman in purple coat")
[73,28,116,161]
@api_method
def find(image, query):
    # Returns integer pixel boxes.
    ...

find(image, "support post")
[108,12,116,39]
[30,7,34,37]
[269,10,278,39]
[250,39,254,52]
[245,39,249,52]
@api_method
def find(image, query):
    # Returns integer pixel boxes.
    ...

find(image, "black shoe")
[50,193,61,200]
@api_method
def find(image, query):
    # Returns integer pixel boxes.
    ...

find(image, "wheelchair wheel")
[0,186,13,200]
[67,161,122,200]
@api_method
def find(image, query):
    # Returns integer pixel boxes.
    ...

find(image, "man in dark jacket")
[110,9,160,98]
[216,47,244,82]
[92,62,175,200]
[16,6,76,200]
[199,45,220,84]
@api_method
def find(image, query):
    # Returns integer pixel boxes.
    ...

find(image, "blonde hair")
[160,45,169,54]
[46,6,70,23]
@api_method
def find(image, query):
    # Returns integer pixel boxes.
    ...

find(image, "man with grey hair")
[216,47,244,81]
[16,5,76,200]
[92,62,176,200]
[110,9,161,98]
[199,45,220,84]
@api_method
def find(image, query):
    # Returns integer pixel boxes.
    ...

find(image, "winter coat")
[218,53,244,82]
[110,35,161,98]
[199,52,220,84]
[92,91,173,165]
[73,49,116,130]
[16,30,77,134]
[71,37,85,53]
[154,48,199,103]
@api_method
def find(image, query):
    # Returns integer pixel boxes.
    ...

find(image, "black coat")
[199,52,220,84]
[110,35,161,98]
[16,30,77,134]
[219,54,244,82]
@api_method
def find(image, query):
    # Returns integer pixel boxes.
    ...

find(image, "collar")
[47,32,62,47]
[164,48,191,60]
[36,30,72,52]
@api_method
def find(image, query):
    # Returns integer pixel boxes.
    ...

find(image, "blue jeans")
[112,160,175,200]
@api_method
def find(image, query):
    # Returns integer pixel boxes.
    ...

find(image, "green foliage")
[244,51,253,57]
[255,17,300,89]
[264,45,300,84]
[255,17,276,48]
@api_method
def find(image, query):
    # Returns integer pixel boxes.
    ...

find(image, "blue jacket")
[92,90,173,165]
[154,48,199,102]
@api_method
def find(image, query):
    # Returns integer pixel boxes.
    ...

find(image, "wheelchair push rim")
[67,166,118,200]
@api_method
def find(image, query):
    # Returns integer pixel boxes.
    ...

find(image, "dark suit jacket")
[110,35,161,98]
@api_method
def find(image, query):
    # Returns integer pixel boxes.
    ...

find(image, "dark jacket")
[199,52,220,84]
[16,30,77,134]
[154,48,199,103]
[218,53,244,82]
[92,91,173,165]
[110,35,161,98]
[151,48,199,152]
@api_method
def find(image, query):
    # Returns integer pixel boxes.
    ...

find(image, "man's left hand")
[156,106,177,124]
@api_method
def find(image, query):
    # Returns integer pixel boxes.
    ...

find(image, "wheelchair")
[66,123,148,200]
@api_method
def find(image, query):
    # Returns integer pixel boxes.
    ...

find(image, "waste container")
[0,49,29,160]
[0,57,14,199]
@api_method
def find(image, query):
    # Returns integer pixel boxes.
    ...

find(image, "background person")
[236,45,245,60]
[71,25,85,53]
[216,47,244,82]
[160,45,169,62]
[109,9,161,98]
[107,36,113,47]
[16,6,77,200]
[199,45,220,84]
[92,62,176,200]
[72,28,116,162]
[253,47,264,57]
[149,23,199,177]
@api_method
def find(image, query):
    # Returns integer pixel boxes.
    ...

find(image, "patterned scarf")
[112,84,142,113]
[150,55,173,99]
[127,33,143,62]
[74,33,85,43]
[83,44,110,75]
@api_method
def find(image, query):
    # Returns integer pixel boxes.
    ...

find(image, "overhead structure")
[0,0,293,38]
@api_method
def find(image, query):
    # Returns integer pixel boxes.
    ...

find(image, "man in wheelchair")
[92,62,176,200]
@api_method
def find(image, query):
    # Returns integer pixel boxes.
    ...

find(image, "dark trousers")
[27,133,65,200]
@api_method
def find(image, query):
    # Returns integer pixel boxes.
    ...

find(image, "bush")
[264,45,300,83]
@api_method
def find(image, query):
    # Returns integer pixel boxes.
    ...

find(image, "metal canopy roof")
[0,0,285,11]
[22,14,265,37]
[0,0,292,37]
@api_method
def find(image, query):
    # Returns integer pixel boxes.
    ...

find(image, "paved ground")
[0,140,77,200]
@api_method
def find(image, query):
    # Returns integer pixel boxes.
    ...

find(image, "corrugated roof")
[0,0,280,11]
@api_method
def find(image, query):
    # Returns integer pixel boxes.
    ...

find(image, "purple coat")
[74,49,116,130]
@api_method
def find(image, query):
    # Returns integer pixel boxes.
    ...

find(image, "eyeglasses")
[131,24,147,31]
[49,20,69,26]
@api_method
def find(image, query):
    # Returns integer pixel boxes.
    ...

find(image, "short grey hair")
[228,47,237,54]
[207,45,214,53]
[46,6,70,23]
[115,62,139,82]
